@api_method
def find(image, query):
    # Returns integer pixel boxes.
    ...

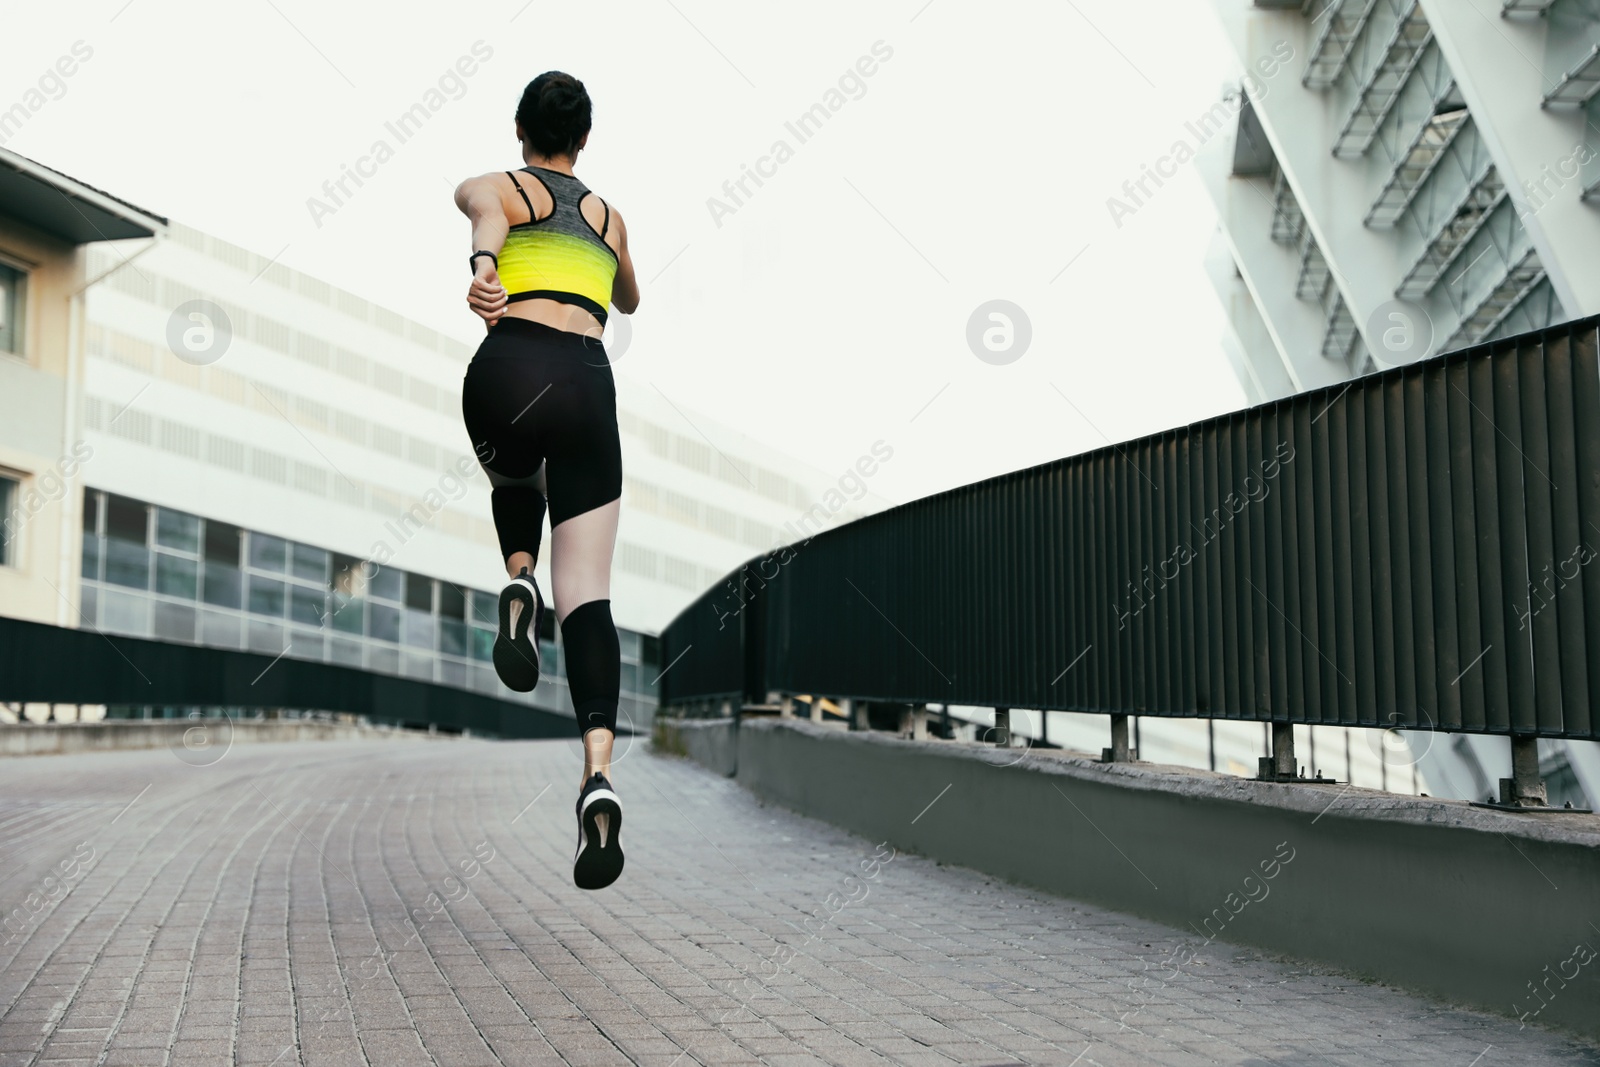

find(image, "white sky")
[4,0,1248,505]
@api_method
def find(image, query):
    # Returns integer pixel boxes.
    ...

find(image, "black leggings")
[460,316,623,737]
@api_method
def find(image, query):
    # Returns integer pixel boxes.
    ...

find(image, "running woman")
[454,70,639,891]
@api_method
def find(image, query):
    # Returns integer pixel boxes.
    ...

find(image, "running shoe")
[573,771,624,890]
[493,568,543,692]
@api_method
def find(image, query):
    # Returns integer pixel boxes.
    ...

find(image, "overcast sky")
[5,0,1248,505]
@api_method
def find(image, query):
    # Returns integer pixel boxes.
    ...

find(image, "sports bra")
[499,165,618,326]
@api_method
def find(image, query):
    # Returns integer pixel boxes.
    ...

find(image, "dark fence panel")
[658,562,747,708]
[660,316,1600,740]
[0,616,577,739]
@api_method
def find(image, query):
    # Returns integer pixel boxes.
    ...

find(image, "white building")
[1198,0,1600,806]
[1,147,895,736]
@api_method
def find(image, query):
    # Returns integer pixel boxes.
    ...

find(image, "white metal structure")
[1200,0,1600,806]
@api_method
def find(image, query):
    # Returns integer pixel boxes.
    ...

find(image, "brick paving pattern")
[0,736,1595,1067]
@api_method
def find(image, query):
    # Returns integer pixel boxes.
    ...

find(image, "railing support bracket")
[1100,713,1137,763]
[1256,722,1338,783]
[1471,735,1592,813]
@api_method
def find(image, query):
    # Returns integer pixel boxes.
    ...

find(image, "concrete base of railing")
[688,716,1600,1041]
[652,716,739,777]
[0,718,438,758]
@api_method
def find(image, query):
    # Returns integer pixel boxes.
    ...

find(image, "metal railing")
[659,316,1600,807]
[0,615,581,740]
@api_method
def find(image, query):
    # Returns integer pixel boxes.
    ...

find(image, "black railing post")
[993,707,1010,747]
[1499,736,1549,807]
[1102,713,1135,762]
[1258,721,1295,780]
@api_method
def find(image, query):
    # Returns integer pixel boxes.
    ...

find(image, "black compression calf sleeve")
[490,487,547,565]
[560,598,620,737]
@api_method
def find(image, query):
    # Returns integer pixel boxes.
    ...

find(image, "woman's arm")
[609,206,640,315]
[454,173,509,327]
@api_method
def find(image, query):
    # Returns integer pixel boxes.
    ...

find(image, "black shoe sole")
[493,577,541,692]
[574,791,624,891]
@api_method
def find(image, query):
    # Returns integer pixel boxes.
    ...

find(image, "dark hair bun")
[516,71,592,158]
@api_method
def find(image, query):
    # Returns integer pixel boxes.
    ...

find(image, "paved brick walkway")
[0,736,1595,1067]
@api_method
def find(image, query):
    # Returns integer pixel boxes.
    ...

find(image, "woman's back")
[497,164,619,329]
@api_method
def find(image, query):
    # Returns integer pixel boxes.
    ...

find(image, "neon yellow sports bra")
[500,166,618,326]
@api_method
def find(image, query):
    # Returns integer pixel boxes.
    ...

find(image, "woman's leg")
[550,497,621,788]
[482,463,550,643]
[501,463,548,577]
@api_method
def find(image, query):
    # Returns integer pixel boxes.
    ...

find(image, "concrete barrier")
[733,717,1600,1041]
[653,717,738,778]
[0,718,435,758]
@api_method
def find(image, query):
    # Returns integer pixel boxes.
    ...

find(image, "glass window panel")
[468,590,497,627]
[439,617,467,657]
[618,629,641,660]
[104,537,150,590]
[80,534,101,581]
[367,645,398,675]
[291,543,327,584]
[81,490,100,534]
[331,595,364,635]
[105,494,147,544]
[155,509,201,554]
[438,583,466,621]
[403,609,435,649]
[369,603,401,643]
[204,520,241,565]
[0,262,25,354]
[202,561,242,608]
[470,625,495,662]
[331,553,365,599]
[0,478,12,567]
[248,575,286,616]
[249,532,287,572]
[369,564,402,603]
[155,554,199,599]
[404,572,433,612]
[620,660,638,694]
[290,585,326,628]
[641,633,661,667]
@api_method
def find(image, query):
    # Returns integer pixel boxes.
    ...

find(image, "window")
[80,488,101,579]
[369,602,401,643]
[248,575,286,617]
[0,475,15,565]
[205,520,241,566]
[202,560,242,608]
[155,554,198,598]
[155,509,201,553]
[249,532,287,573]
[0,261,25,356]
[290,585,326,627]
[103,495,150,589]
[290,543,327,584]
[403,571,433,612]
[369,564,402,604]
[438,583,465,621]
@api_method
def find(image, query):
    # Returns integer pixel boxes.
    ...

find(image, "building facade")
[1200,0,1600,805]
